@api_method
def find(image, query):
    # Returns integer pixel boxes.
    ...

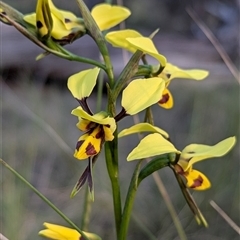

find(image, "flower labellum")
[71,107,116,160]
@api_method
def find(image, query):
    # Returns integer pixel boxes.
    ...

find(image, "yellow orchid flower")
[105,29,167,67]
[67,67,116,160]
[158,62,209,109]
[91,3,131,31]
[24,0,85,43]
[126,132,236,190]
[71,107,116,160]
[39,222,101,240]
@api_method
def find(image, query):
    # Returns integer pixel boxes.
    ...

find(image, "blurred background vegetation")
[0,0,239,239]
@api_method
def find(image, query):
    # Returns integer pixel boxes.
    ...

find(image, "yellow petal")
[74,128,102,160]
[39,222,102,240]
[158,88,174,109]
[179,136,236,171]
[103,125,115,141]
[76,119,97,131]
[91,3,131,31]
[121,78,165,115]
[24,1,85,42]
[164,63,209,82]
[48,0,82,30]
[72,107,116,133]
[105,29,143,52]
[127,133,180,161]
[51,14,74,40]
[40,222,80,239]
[36,0,52,38]
[68,67,100,100]
[126,37,167,66]
[184,169,211,190]
[118,122,169,139]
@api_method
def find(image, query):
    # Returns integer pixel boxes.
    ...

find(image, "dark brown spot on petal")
[104,124,110,128]
[87,121,97,129]
[76,140,84,151]
[86,143,97,155]
[187,151,195,154]
[36,20,43,29]
[64,18,71,23]
[190,175,204,188]
[1,11,7,15]
[166,73,171,78]
[96,127,104,139]
[159,93,169,104]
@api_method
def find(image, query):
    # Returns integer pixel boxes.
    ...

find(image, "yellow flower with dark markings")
[67,66,167,160]
[24,0,85,43]
[105,29,209,110]
[23,1,131,44]
[39,222,101,240]
[157,63,209,109]
[120,128,236,190]
[105,29,167,67]
[68,67,116,160]
[71,107,116,160]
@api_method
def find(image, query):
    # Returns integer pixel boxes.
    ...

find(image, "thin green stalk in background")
[150,171,188,240]
[118,160,143,240]
[81,187,92,231]
[0,158,90,240]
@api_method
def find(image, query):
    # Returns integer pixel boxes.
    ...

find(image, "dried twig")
[186,6,240,84]
[210,200,240,234]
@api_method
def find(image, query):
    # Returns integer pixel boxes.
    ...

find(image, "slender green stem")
[52,44,107,71]
[0,158,90,240]
[118,160,143,240]
[81,187,92,231]
[144,107,154,124]
[104,138,122,238]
